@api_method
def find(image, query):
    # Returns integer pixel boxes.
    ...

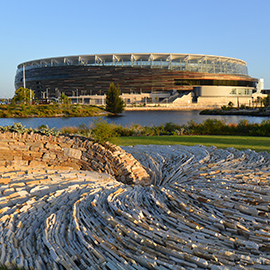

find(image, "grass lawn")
[109,135,270,152]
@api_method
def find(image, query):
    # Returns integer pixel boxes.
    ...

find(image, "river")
[0,110,268,129]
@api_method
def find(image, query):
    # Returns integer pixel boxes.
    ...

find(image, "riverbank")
[126,103,270,117]
[200,108,270,117]
[3,103,268,118]
[0,110,267,131]
[0,104,107,118]
[125,105,219,111]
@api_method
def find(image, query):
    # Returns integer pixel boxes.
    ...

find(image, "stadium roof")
[17,53,247,69]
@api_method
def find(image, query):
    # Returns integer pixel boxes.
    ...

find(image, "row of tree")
[14,84,269,115]
[12,83,125,115]
[12,87,35,104]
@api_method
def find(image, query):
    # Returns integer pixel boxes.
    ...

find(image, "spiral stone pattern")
[0,145,270,269]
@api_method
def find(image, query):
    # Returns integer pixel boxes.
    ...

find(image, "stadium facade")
[15,53,261,106]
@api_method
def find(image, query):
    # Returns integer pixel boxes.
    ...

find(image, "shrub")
[164,122,181,134]
[201,119,227,135]
[130,124,145,136]
[113,125,134,137]
[77,124,92,137]
[237,119,250,135]
[37,125,60,136]
[0,122,59,136]
[91,118,118,143]
[60,126,80,135]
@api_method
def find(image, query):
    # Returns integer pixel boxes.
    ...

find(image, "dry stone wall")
[1,144,270,269]
[0,132,151,185]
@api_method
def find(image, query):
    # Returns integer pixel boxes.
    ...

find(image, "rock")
[1,135,270,269]
[63,148,82,159]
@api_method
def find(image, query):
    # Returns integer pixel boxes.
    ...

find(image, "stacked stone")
[0,169,120,269]
[0,144,270,269]
[82,142,151,185]
[0,132,150,185]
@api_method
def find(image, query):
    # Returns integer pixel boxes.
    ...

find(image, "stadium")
[15,53,261,107]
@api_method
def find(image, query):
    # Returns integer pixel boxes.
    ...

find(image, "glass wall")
[175,79,256,88]
[229,88,254,96]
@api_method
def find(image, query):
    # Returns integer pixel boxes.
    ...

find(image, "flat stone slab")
[0,145,270,269]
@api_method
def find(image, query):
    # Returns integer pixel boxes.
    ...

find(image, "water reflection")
[0,110,267,129]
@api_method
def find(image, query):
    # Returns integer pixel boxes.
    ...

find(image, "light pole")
[46,88,49,103]
[55,88,59,103]
[23,64,26,89]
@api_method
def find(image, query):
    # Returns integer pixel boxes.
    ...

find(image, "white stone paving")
[0,145,270,269]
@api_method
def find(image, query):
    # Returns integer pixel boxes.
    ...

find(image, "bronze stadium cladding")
[15,65,257,100]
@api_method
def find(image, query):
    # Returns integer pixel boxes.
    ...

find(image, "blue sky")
[1,0,269,98]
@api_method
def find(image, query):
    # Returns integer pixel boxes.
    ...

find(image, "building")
[15,53,260,107]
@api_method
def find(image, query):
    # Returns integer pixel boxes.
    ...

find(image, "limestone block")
[42,152,57,161]
[3,188,15,196]
[28,160,48,168]
[45,142,61,151]
[55,161,81,170]
[27,142,44,149]
[0,178,10,185]
[0,161,7,167]
[0,150,14,161]
[235,204,258,216]
[25,151,44,160]
[63,148,82,159]
[9,160,28,167]
[95,152,105,164]
[9,144,30,151]
[17,190,29,197]
[210,265,231,270]
[0,206,11,214]
[0,141,9,150]
[21,152,34,161]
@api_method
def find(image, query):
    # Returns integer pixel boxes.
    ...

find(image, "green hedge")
[59,118,270,143]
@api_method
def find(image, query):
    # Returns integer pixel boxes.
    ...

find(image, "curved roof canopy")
[17,53,248,76]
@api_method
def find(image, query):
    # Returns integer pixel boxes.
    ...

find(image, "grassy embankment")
[0,104,105,118]
[60,118,270,152]
[109,135,270,152]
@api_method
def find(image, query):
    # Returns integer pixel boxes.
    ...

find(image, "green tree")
[60,93,71,105]
[105,83,125,115]
[263,95,270,107]
[12,87,34,104]
[228,101,234,108]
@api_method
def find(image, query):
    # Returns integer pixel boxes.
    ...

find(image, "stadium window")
[230,89,237,95]
[245,89,251,95]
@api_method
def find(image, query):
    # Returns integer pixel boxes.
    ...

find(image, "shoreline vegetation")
[0,97,270,118]
[60,117,270,139]
[4,86,269,118]
[1,104,270,118]
[1,103,270,118]
[200,107,270,117]
[1,119,270,153]
[61,118,270,152]
[3,118,270,141]
[1,84,125,118]
[200,101,270,117]
[0,104,107,118]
